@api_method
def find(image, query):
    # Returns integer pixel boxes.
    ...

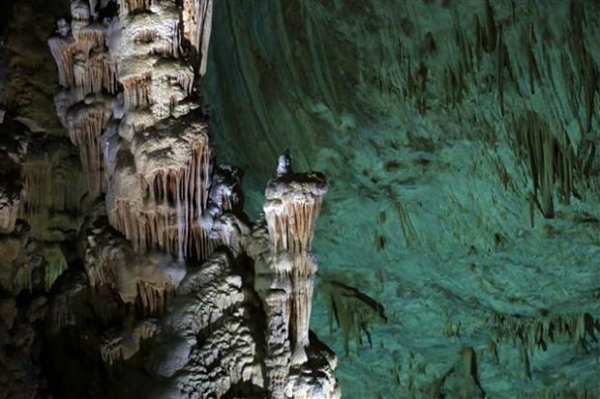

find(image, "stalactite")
[22,160,52,238]
[491,312,598,356]
[0,198,20,234]
[484,0,497,53]
[514,112,578,219]
[290,256,318,364]
[48,37,77,88]
[264,179,327,255]
[100,319,160,365]
[497,25,505,116]
[53,165,86,213]
[8,247,67,294]
[42,247,68,291]
[182,0,213,74]
[119,0,152,14]
[73,26,108,49]
[87,257,117,287]
[67,105,111,197]
[123,74,152,110]
[109,128,213,260]
[13,265,32,293]
[48,9,120,202]
[320,277,388,356]
[136,281,175,315]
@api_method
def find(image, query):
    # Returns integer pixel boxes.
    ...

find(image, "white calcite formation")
[182,0,213,75]
[48,0,210,202]
[47,0,243,263]
[144,252,260,397]
[248,154,338,399]
[106,114,214,260]
[43,1,340,398]
[264,153,329,364]
[48,8,116,198]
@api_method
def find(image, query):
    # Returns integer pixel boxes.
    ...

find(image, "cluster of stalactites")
[67,104,112,196]
[21,159,86,239]
[136,280,176,315]
[122,74,152,110]
[264,198,325,256]
[110,138,215,261]
[49,1,116,94]
[111,0,198,122]
[261,153,328,369]
[85,223,186,316]
[264,155,328,257]
[111,199,214,261]
[118,0,152,14]
[11,246,68,294]
[48,1,117,199]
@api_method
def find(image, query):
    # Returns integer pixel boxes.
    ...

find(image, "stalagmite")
[255,251,293,399]
[263,152,328,365]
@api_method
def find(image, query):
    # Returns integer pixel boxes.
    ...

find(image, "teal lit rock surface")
[205,1,600,397]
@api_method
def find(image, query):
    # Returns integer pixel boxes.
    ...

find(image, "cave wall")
[205,0,600,397]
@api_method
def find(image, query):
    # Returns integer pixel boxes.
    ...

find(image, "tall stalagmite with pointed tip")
[263,152,328,364]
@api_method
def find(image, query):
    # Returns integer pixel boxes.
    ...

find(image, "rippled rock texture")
[205,0,600,397]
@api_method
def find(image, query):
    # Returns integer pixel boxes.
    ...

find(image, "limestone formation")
[25,1,343,398]
[246,154,337,398]
[85,220,186,314]
[264,153,329,364]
